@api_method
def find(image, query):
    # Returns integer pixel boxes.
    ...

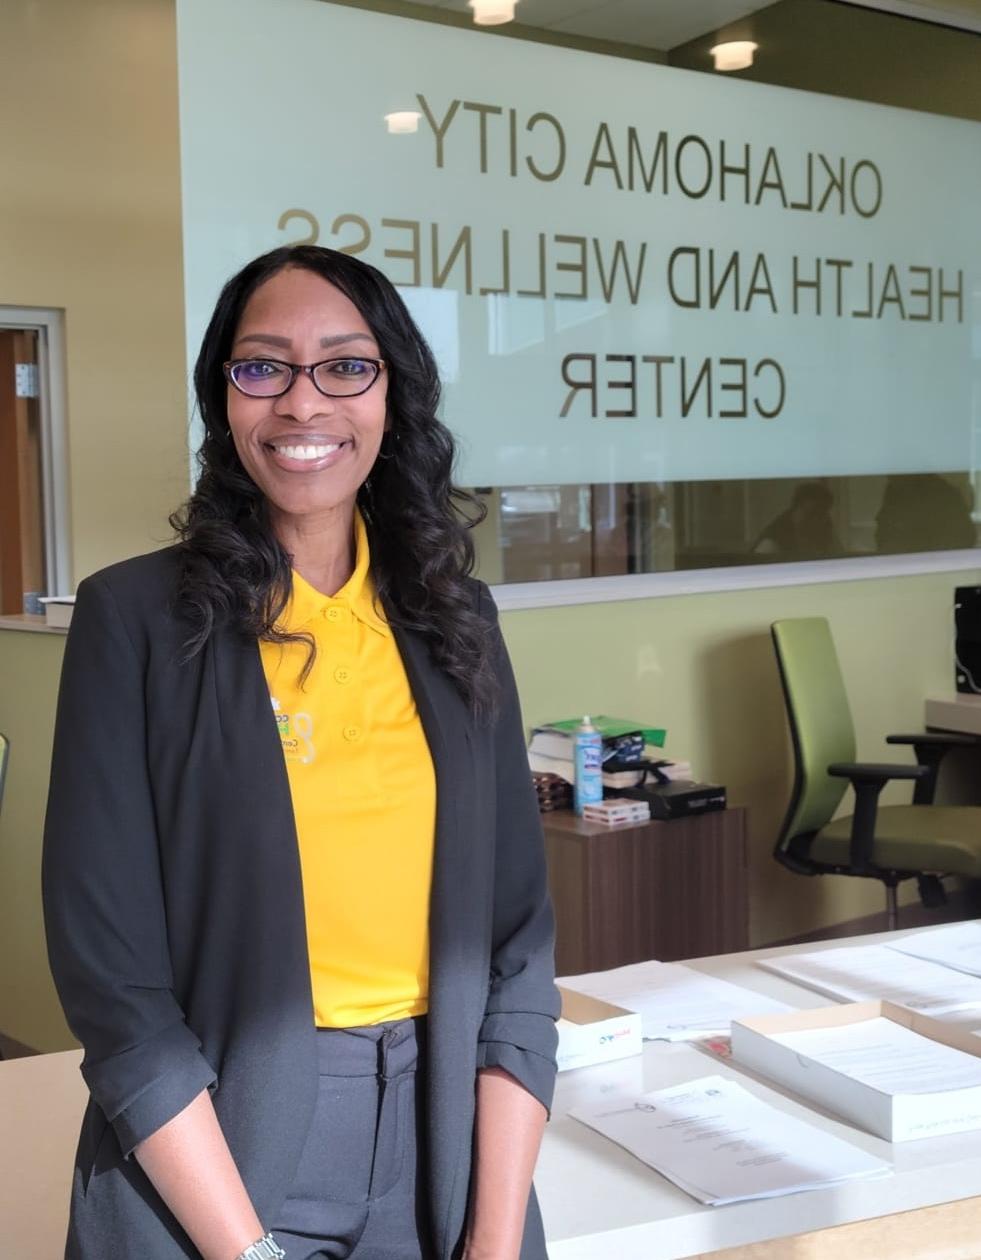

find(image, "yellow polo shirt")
[259,513,436,1028]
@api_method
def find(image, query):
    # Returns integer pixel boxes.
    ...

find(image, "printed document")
[571,1074,890,1205]
[758,944,981,1018]
[769,1016,981,1094]
[560,960,791,1040]
[888,920,981,978]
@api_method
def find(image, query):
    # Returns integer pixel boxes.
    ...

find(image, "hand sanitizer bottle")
[573,716,603,816]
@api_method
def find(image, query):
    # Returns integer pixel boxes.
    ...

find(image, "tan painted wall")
[0,0,189,1050]
[0,631,65,1051]
[1,0,189,585]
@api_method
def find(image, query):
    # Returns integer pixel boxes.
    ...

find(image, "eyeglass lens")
[229,358,380,397]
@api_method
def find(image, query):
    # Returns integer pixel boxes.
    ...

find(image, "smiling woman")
[42,244,560,1260]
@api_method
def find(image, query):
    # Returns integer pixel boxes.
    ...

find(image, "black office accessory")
[610,759,727,820]
[955,585,981,694]
[641,781,727,820]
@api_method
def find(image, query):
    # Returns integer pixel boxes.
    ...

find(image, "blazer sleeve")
[474,583,561,1113]
[42,572,217,1157]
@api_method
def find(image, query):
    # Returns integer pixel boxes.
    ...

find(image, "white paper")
[560,960,791,1040]
[571,1074,890,1205]
[769,1017,981,1095]
[758,944,981,1018]
[888,921,981,978]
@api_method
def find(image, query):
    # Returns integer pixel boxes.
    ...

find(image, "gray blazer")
[42,549,559,1259]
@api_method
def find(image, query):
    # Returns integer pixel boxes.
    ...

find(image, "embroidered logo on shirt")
[270,696,315,764]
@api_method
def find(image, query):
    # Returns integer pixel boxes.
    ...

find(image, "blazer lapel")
[209,623,315,1009]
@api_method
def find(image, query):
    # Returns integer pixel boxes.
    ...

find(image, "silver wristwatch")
[235,1234,286,1260]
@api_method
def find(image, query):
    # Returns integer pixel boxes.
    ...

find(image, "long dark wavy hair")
[169,244,497,715]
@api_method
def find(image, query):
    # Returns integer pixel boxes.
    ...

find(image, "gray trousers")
[271,1017,432,1260]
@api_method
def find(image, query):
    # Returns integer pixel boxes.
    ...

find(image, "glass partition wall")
[449,0,981,585]
[178,0,981,591]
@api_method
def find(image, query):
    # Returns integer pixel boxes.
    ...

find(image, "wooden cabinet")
[542,807,749,974]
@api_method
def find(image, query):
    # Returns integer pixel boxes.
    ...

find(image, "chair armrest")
[885,732,980,804]
[827,762,930,783]
[827,762,929,873]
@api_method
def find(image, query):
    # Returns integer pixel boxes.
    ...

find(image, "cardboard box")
[731,1000,981,1142]
[556,986,642,1072]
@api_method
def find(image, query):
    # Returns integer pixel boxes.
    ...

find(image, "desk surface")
[4,923,980,1259]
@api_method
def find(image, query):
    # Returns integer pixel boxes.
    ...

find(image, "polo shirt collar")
[280,511,391,637]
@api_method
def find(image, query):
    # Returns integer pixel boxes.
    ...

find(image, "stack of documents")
[768,1016,981,1093]
[887,920,981,977]
[732,1002,981,1141]
[560,959,791,1040]
[758,943,981,1030]
[571,1074,890,1205]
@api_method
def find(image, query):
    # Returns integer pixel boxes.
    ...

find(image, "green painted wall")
[501,565,980,958]
[3,564,976,1052]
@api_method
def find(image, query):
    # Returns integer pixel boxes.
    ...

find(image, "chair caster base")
[917,873,947,909]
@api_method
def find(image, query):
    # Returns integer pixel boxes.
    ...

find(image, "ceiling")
[400,0,769,49]
[397,0,981,46]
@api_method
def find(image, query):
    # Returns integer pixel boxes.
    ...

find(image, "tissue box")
[556,987,642,1072]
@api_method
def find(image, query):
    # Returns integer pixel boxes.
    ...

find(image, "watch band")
[235,1234,286,1260]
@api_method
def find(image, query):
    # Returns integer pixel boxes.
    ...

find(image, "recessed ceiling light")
[469,0,517,26]
[384,111,421,134]
[710,40,758,72]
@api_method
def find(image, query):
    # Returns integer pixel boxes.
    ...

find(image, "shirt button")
[325,607,342,623]
[343,724,362,742]
[334,667,351,685]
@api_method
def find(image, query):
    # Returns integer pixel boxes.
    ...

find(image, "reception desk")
[5,924,981,1259]
[925,694,981,737]
[923,695,981,805]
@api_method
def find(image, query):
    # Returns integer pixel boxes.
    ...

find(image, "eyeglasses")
[223,356,386,399]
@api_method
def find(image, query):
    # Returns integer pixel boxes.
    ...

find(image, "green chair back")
[0,733,8,815]
[771,618,855,856]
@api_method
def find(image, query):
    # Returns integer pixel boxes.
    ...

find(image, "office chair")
[771,617,981,929]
